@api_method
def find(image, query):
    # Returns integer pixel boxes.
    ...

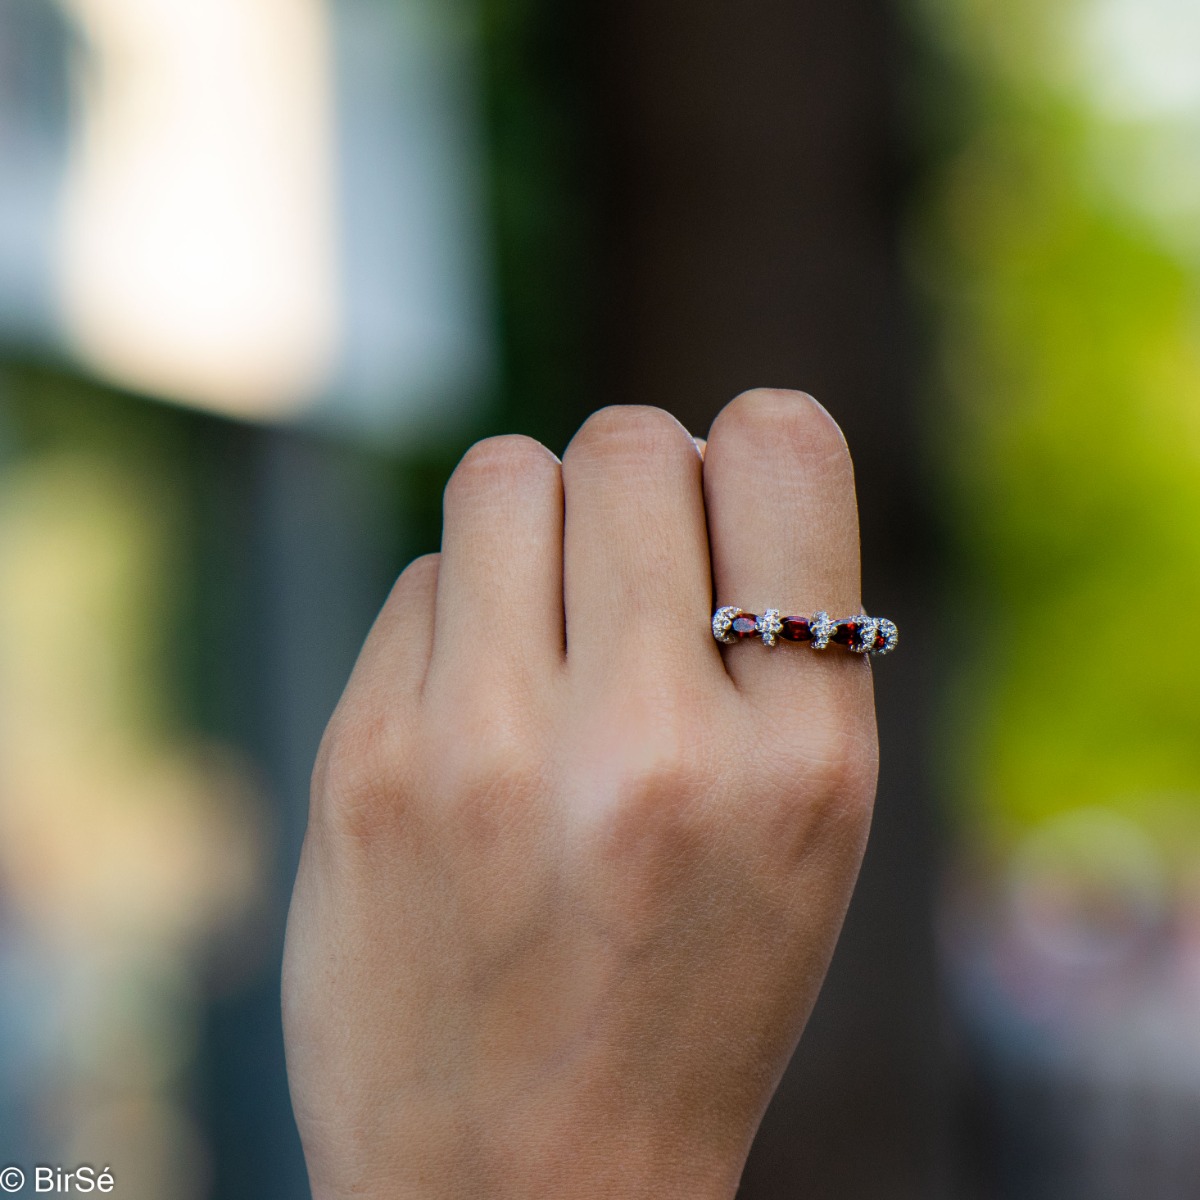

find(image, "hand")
[282,390,879,1200]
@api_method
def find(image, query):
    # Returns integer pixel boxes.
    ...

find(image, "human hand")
[282,390,880,1200]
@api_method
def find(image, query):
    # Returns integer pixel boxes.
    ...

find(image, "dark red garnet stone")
[831,620,859,647]
[730,614,759,639]
[780,616,811,642]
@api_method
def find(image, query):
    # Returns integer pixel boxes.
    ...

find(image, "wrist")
[302,1107,750,1200]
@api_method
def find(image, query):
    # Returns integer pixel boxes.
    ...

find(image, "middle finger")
[561,406,716,682]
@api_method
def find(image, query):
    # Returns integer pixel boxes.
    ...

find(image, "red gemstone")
[832,620,858,646]
[731,614,759,639]
[780,616,811,642]
[873,631,888,652]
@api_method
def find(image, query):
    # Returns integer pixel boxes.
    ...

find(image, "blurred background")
[0,0,1198,1196]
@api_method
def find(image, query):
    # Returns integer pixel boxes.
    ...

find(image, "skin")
[282,390,880,1200]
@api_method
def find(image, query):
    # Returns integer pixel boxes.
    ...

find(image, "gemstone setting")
[808,611,836,650]
[871,617,898,656]
[712,606,897,657]
[832,614,879,654]
[730,613,759,640]
[756,609,783,646]
[831,619,857,647]
[712,606,740,644]
[780,616,812,642]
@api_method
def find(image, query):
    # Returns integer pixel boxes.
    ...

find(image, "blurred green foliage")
[911,0,1200,859]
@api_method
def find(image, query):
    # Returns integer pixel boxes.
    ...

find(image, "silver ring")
[712,607,898,656]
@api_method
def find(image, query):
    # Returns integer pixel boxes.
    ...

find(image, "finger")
[693,436,707,459]
[703,389,869,699]
[333,552,440,721]
[561,406,714,681]
[427,435,565,694]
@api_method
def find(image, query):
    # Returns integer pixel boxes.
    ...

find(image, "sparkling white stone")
[871,617,899,656]
[808,610,835,650]
[712,605,740,644]
[756,609,783,647]
[848,614,879,655]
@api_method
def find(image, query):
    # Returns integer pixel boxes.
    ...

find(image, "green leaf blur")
[912,0,1200,860]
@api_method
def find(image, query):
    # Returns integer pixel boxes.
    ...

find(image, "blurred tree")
[912,0,1200,868]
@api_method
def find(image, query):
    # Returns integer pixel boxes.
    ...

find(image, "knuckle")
[565,405,694,466]
[753,718,878,870]
[770,794,872,881]
[444,742,548,835]
[811,737,878,808]
[793,710,879,814]
[590,754,722,927]
[715,388,852,469]
[311,705,408,842]
[433,701,547,813]
[456,748,545,809]
[628,761,709,828]
[446,434,557,501]
[595,746,713,851]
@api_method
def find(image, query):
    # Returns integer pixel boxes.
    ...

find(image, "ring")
[712,607,898,656]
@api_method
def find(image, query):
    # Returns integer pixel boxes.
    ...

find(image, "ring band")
[712,607,898,656]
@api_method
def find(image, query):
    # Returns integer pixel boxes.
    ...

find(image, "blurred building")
[0,0,494,435]
[0,1,494,1196]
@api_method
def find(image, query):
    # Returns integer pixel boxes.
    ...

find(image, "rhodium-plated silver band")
[712,607,898,656]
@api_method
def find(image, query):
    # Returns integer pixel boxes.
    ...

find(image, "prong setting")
[712,606,740,645]
[871,618,898,656]
[756,609,783,647]
[808,611,835,650]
